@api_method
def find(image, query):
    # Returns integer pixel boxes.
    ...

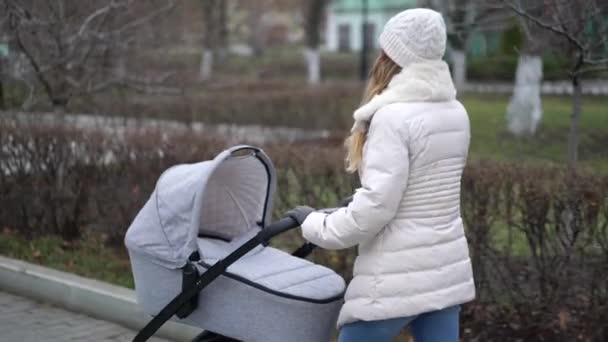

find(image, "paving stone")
[0,291,171,342]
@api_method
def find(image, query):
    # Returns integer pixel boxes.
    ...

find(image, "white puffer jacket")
[301,60,475,327]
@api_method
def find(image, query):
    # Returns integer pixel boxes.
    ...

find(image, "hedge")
[0,119,606,340]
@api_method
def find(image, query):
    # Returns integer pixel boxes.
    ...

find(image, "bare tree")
[503,0,608,167]
[304,0,327,84]
[3,0,175,112]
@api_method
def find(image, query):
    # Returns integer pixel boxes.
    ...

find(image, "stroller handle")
[227,145,262,156]
[258,216,299,243]
[258,197,353,253]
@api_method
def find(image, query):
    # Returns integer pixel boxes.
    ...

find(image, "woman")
[287,8,475,342]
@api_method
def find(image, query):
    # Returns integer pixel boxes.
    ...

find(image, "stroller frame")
[134,215,315,342]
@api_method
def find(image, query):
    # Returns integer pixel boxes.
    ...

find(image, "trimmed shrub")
[79,81,363,131]
[468,54,608,82]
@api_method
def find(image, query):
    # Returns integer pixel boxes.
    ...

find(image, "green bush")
[500,22,523,57]
[468,53,606,81]
[468,55,520,81]
[210,47,368,81]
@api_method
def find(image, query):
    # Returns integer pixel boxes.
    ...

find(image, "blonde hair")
[345,51,401,173]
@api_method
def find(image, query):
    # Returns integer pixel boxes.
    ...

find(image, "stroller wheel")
[192,331,241,342]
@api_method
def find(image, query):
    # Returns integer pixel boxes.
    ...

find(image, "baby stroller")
[125,146,346,342]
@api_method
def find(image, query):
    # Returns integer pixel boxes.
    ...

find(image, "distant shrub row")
[81,81,362,131]
[467,54,608,81]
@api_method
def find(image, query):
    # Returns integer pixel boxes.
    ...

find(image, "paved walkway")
[1,110,332,146]
[0,291,170,342]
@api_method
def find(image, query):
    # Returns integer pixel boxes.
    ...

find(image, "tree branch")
[66,3,113,45]
[577,64,608,76]
[4,0,178,109]
[106,0,176,35]
[583,57,608,65]
[501,0,585,52]
[8,11,56,102]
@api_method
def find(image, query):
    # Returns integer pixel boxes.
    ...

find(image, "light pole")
[360,0,369,80]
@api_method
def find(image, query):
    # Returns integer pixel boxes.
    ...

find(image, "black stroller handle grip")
[292,242,317,258]
[258,216,299,243]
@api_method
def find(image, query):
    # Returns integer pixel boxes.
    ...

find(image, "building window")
[338,24,351,52]
[363,22,376,50]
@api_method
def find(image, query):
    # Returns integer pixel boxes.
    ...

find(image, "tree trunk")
[0,81,4,109]
[506,54,543,136]
[248,1,264,57]
[217,0,229,59]
[304,0,326,85]
[305,48,320,84]
[0,39,5,109]
[200,0,218,81]
[52,98,68,114]
[451,49,467,90]
[200,49,214,81]
[113,32,127,79]
[568,75,582,168]
[0,64,5,109]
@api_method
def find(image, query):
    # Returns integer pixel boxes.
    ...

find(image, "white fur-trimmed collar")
[351,60,456,132]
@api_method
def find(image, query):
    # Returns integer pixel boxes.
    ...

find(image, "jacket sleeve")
[301,111,410,250]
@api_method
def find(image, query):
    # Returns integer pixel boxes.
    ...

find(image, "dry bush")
[1,120,607,340]
[461,163,608,341]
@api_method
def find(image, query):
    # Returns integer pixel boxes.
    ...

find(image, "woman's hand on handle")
[338,195,354,207]
[285,206,315,226]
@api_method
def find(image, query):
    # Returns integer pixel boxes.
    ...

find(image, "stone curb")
[0,256,201,341]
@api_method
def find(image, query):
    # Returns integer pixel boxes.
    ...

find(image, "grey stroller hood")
[125,145,276,269]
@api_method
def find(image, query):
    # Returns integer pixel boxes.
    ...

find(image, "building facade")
[326,0,417,52]
[325,0,505,59]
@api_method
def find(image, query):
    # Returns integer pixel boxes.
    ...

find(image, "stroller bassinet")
[125,146,345,342]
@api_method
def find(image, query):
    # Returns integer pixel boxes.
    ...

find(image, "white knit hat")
[379,8,447,67]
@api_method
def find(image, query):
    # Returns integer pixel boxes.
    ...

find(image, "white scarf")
[351,60,457,132]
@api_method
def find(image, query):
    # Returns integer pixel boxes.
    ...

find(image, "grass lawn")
[87,85,607,170]
[462,94,608,171]
[0,229,417,341]
[0,229,134,289]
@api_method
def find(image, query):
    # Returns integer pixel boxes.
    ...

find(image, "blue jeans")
[338,306,460,342]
